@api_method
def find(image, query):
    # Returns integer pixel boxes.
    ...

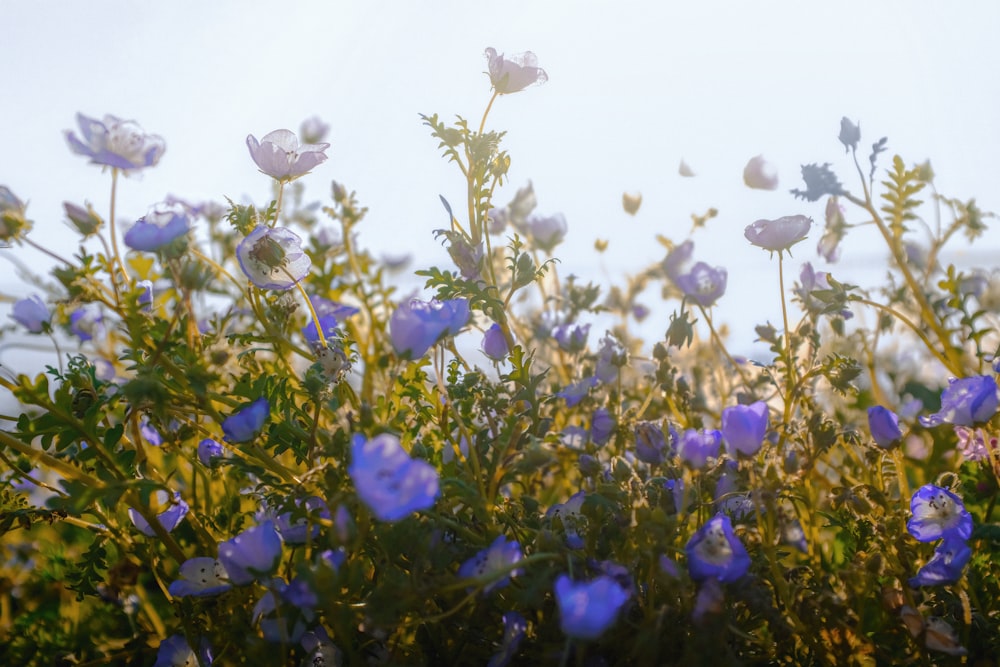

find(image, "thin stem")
[696,303,751,386]
[478,90,500,136]
[21,236,74,267]
[273,180,286,227]
[295,279,327,349]
[108,168,130,283]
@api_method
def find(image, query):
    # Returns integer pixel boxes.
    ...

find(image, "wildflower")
[552,322,590,353]
[954,426,996,462]
[686,514,751,583]
[714,470,754,519]
[128,491,188,537]
[299,116,330,145]
[167,557,231,597]
[0,186,30,242]
[221,397,269,443]
[153,635,212,667]
[484,47,548,94]
[65,113,165,172]
[594,333,627,384]
[721,402,769,456]
[677,429,722,469]
[458,535,524,594]
[546,491,587,549]
[908,537,971,587]
[140,417,163,446]
[744,215,812,253]
[557,376,598,407]
[907,484,973,542]
[665,478,685,514]
[389,297,469,359]
[348,433,440,522]
[743,155,779,190]
[10,295,50,333]
[924,616,969,657]
[590,408,615,446]
[246,129,329,181]
[69,305,104,342]
[661,239,694,282]
[218,521,283,585]
[137,280,153,309]
[63,201,103,236]
[634,421,671,465]
[275,496,330,545]
[302,296,359,346]
[838,117,861,153]
[818,196,846,262]
[482,323,509,361]
[123,204,190,253]
[488,612,527,667]
[561,426,588,450]
[197,438,224,466]
[867,406,903,448]
[525,213,567,253]
[919,375,999,427]
[236,226,312,290]
[486,207,509,235]
[554,574,630,640]
[675,262,727,307]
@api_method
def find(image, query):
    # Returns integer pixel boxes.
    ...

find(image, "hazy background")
[2,1,999,382]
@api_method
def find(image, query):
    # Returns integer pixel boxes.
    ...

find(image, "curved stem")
[108,168,130,283]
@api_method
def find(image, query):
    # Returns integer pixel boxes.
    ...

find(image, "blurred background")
[2,0,998,383]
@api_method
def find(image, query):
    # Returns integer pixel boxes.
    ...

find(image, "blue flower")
[124,204,190,252]
[867,406,903,448]
[302,296,359,345]
[594,333,627,384]
[237,226,312,290]
[389,297,470,359]
[675,262,727,307]
[275,496,330,545]
[590,408,615,446]
[139,416,163,446]
[153,634,212,667]
[137,280,154,310]
[197,438,224,466]
[66,113,165,172]
[128,491,188,537]
[487,612,527,667]
[661,240,694,282]
[634,421,670,465]
[920,375,999,427]
[348,433,440,522]
[167,557,231,597]
[721,402,769,456]
[218,521,283,586]
[482,323,509,361]
[557,376,597,407]
[552,322,590,353]
[554,574,630,640]
[692,578,725,624]
[908,537,971,587]
[10,295,50,333]
[677,428,722,469]
[457,535,524,594]
[69,305,104,342]
[686,514,751,583]
[907,484,973,542]
[221,397,269,443]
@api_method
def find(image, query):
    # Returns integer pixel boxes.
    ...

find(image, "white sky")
[2,1,999,373]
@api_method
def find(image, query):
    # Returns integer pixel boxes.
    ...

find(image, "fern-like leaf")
[879,155,925,243]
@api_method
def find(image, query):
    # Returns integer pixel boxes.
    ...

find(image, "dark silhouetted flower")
[485,48,548,94]
[867,406,903,448]
[458,535,524,594]
[167,557,231,597]
[128,491,188,537]
[839,117,861,152]
[10,295,50,333]
[790,163,846,202]
[907,484,973,542]
[348,433,440,522]
[525,213,567,253]
[686,514,751,583]
[743,155,779,190]
[124,204,190,252]
[236,226,312,290]
[221,397,269,443]
[66,113,165,172]
[675,262,727,307]
[919,375,999,427]
[909,537,971,587]
[246,129,329,181]
[721,402,769,456]
[218,521,283,585]
[744,215,812,253]
[554,574,630,640]
[389,297,469,359]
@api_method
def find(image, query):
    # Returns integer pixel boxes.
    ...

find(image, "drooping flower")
[744,215,812,253]
[590,408,615,446]
[389,297,469,359]
[69,304,104,342]
[484,47,548,94]
[743,155,779,190]
[677,429,722,469]
[906,484,973,542]
[236,226,312,290]
[167,557,232,597]
[867,406,903,448]
[482,323,509,361]
[838,117,861,153]
[525,213,567,254]
[246,129,329,181]
[348,433,440,522]
[554,574,630,640]
[153,634,212,667]
[908,537,971,587]
[721,402,769,456]
[919,375,999,427]
[65,113,165,172]
[458,535,524,594]
[218,521,283,586]
[299,116,330,145]
[552,322,590,353]
[686,514,751,583]
[124,204,190,252]
[487,612,527,667]
[675,262,727,307]
[197,438,224,466]
[10,295,50,333]
[221,397,270,443]
[128,491,189,537]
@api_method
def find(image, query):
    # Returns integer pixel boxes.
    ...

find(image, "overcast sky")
[2,1,999,373]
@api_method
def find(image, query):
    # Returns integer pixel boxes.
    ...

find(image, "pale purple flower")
[744,215,812,253]
[302,296,359,345]
[482,323,509,361]
[246,129,329,181]
[69,305,104,342]
[218,521,283,585]
[299,116,330,145]
[10,295,50,333]
[508,181,537,223]
[348,433,440,522]
[137,280,153,309]
[919,375,999,427]
[743,155,779,190]
[590,408,615,446]
[907,484,973,542]
[275,496,330,545]
[677,429,722,468]
[594,333,627,384]
[554,574,630,640]
[954,426,995,462]
[721,402,769,456]
[221,397,269,443]
[124,204,190,252]
[65,113,165,172]
[685,514,751,583]
[557,376,597,407]
[525,213,567,253]
[198,438,224,466]
[236,226,312,290]
[168,557,231,597]
[64,202,103,236]
[139,416,163,446]
[484,47,548,94]
[458,535,524,594]
[552,322,590,353]
[546,491,587,549]
[675,262,727,307]
[389,297,469,359]
[129,491,189,537]
[561,425,588,450]
[908,537,971,587]
[661,240,694,282]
